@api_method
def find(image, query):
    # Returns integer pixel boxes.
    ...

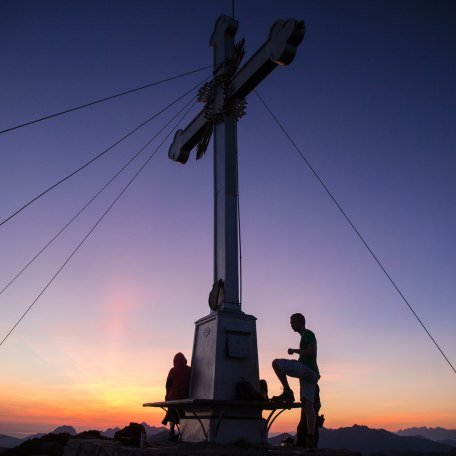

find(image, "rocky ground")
[64,438,360,456]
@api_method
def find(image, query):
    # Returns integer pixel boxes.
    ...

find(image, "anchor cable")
[0,75,210,228]
[0,94,199,298]
[254,89,456,375]
[0,99,198,348]
[0,64,211,136]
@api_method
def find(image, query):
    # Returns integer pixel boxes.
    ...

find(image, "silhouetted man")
[272,313,320,450]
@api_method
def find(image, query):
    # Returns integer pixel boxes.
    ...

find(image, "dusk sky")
[0,0,455,438]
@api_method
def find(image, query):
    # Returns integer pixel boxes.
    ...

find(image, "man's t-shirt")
[298,329,319,374]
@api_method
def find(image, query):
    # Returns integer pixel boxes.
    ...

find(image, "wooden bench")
[143,399,302,441]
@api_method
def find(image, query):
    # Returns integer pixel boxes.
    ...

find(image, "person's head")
[290,313,306,333]
[173,352,187,367]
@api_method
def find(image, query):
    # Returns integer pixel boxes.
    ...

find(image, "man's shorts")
[275,359,320,403]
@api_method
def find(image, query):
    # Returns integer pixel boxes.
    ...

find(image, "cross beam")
[169,15,304,311]
[169,17,304,164]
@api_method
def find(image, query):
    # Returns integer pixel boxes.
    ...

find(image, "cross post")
[210,16,241,310]
[169,15,304,313]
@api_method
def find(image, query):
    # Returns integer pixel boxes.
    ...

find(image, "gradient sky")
[0,0,455,438]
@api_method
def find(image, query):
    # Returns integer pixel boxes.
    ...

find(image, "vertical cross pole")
[210,16,241,311]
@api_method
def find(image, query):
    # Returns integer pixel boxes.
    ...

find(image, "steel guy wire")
[0,94,198,298]
[0,99,198,348]
[0,74,211,228]
[254,89,456,375]
[0,64,212,135]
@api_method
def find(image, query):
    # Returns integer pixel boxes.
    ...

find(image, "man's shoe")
[271,388,295,403]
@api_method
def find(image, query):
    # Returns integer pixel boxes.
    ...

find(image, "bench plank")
[143,399,302,410]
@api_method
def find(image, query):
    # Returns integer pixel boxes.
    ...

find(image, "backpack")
[235,378,264,401]
[114,422,146,448]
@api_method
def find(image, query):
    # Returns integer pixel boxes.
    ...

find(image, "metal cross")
[169,15,304,312]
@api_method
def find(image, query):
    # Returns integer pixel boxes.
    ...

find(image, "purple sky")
[0,0,455,435]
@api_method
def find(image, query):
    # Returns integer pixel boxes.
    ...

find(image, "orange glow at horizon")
[2,368,455,435]
[2,389,455,435]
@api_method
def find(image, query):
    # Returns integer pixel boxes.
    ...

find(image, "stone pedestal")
[179,309,266,444]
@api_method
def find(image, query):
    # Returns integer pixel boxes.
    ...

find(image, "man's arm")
[288,342,316,357]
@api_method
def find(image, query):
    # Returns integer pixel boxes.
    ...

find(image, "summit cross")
[169,15,304,311]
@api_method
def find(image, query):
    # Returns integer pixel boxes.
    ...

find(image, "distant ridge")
[52,426,76,436]
[101,422,165,438]
[2,423,455,454]
[20,425,76,442]
[0,434,22,449]
[0,423,165,449]
[396,426,456,442]
[100,427,120,439]
[320,425,453,454]
[438,438,456,448]
[268,432,294,446]
[268,425,454,454]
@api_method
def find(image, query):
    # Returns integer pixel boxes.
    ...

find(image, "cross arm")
[168,18,304,164]
[168,108,207,164]
[230,18,305,99]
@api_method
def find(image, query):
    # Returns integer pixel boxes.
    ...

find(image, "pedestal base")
[183,308,262,443]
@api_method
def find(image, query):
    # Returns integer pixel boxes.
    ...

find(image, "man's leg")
[271,359,295,402]
[302,398,316,433]
[302,398,316,449]
[272,359,291,391]
[296,405,307,446]
[315,420,320,447]
[314,385,321,447]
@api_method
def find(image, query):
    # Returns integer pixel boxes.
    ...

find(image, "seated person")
[161,352,191,441]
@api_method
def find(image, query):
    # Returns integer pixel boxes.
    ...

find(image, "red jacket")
[165,352,191,400]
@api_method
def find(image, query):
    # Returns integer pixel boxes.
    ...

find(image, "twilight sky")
[0,0,455,437]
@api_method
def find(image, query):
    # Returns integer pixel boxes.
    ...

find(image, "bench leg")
[190,411,208,441]
[214,407,227,440]
[266,408,287,432]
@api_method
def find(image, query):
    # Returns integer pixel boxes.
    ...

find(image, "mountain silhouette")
[268,425,453,454]
[319,425,452,454]
[100,427,120,439]
[437,439,456,448]
[0,434,22,449]
[101,422,165,438]
[0,426,76,448]
[268,432,294,446]
[0,423,165,449]
[52,426,76,436]
[2,423,455,454]
[396,426,456,442]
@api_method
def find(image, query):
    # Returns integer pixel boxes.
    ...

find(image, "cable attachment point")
[196,39,247,159]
